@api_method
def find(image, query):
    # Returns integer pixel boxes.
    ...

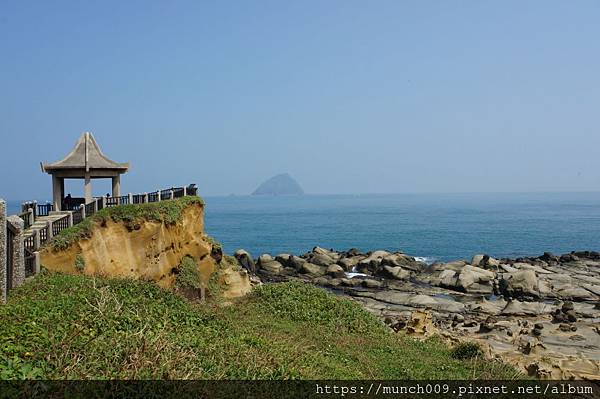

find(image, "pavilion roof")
[42,132,129,173]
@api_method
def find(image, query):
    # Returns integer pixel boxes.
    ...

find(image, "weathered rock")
[300,262,326,277]
[340,278,361,287]
[256,255,284,275]
[377,265,410,280]
[307,252,336,267]
[500,269,543,298]
[337,257,358,271]
[288,255,306,270]
[274,254,292,267]
[501,300,554,316]
[362,279,383,289]
[326,264,345,278]
[472,254,500,269]
[234,249,256,274]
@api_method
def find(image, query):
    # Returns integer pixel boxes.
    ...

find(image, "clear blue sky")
[1,1,599,200]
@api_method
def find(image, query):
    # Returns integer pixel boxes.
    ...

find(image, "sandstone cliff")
[40,198,250,298]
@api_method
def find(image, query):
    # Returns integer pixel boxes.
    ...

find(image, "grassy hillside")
[0,272,520,380]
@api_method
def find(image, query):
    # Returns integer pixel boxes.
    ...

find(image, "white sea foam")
[414,256,436,265]
[345,272,368,278]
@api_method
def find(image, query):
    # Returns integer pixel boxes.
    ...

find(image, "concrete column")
[6,216,25,289]
[0,199,7,303]
[112,175,121,197]
[84,173,92,203]
[52,175,63,211]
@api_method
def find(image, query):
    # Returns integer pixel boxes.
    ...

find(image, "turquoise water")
[203,193,600,262]
[7,193,600,262]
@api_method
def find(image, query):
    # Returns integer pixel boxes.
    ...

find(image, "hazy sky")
[1,1,599,200]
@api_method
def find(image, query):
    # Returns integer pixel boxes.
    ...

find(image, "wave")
[413,256,436,265]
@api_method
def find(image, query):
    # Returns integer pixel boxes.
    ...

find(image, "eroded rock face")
[41,204,217,289]
[250,246,600,379]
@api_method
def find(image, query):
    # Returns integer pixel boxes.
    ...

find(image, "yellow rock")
[40,202,232,293]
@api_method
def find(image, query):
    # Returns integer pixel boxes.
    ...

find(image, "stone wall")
[0,199,6,303]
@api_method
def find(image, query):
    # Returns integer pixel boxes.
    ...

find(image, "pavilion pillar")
[52,175,63,211]
[84,173,93,203]
[112,175,121,197]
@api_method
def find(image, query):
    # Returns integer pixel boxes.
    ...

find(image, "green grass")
[50,196,204,251]
[174,256,203,291]
[0,272,522,380]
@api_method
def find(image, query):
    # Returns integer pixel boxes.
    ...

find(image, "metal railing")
[132,194,146,204]
[19,211,32,229]
[24,247,35,278]
[72,206,83,225]
[24,235,35,252]
[147,191,159,202]
[52,214,70,236]
[160,189,173,201]
[38,203,53,217]
[85,202,96,218]
[39,225,48,246]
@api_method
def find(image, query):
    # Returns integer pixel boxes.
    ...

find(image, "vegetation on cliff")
[0,272,520,379]
[50,196,204,251]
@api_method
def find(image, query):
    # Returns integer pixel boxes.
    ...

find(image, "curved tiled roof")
[42,132,129,173]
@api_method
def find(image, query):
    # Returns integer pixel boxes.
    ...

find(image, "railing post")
[47,220,53,239]
[170,189,174,200]
[81,204,86,219]
[93,199,99,213]
[67,211,73,227]
[6,216,25,289]
[157,190,161,202]
[34,252,40,275]
[1,199,6,304]
[33,229,40,251]
[128,193,133,204]
[32,200,38,219]
[144,193,148,203]
[101,196,106,209]
[183,186,187,196]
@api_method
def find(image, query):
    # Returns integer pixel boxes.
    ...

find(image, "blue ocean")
[6,192,600,262]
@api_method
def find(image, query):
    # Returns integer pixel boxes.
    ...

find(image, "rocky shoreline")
[233,247,600,379]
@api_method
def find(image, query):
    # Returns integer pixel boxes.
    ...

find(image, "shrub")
[451,341,484,359]
[174,256,202,290]
[74,254,85,273]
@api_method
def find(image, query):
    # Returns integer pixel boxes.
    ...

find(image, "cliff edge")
[40,197,250,297]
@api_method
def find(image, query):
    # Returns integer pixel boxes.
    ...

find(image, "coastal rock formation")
[251,173,304,196]
[40,201,249,299]
[240,246,600,379]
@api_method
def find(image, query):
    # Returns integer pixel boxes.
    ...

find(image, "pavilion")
[41,132,129,211]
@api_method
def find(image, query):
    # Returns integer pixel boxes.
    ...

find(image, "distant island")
[252,173,304,196]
